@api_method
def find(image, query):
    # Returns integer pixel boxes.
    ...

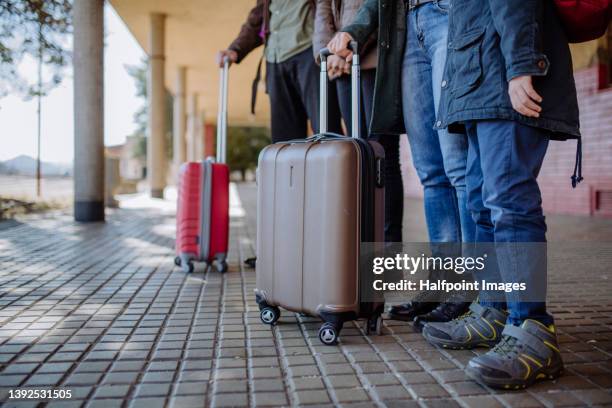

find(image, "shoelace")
[451,310,476,324]
[491,335,519,356]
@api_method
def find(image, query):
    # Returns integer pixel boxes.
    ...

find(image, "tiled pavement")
[0,184,611,408]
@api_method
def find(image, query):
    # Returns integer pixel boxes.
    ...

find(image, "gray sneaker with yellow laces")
[466,319,564,390]
[422,303,508,350]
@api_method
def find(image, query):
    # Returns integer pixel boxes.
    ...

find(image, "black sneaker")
[388,290,440,322]
[413,291,474,331]
[422,303,508,349]
[244,257,256,269]
[466,319,564,390]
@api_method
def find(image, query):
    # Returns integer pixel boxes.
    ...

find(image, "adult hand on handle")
[327,55,349,80]
[216,49,238,68]
[508,75,542,118]
[327,32,354,62]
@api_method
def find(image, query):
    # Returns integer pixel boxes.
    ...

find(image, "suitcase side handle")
[319,41,361,139]
[216,57,230,163]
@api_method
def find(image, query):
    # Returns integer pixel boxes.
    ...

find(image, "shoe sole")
[466,363,564,390]
[422,329,497,350]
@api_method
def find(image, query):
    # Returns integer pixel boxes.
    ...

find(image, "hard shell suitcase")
[175,59,231,274]
[255,43,386,345]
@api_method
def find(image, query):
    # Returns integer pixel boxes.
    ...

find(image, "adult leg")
[424,3,475,243]
[464,123,505,311]
[421,124,509,348]
[475,120,551,326]
[466,122,561,390]
[266,60,308,142]
[390,7,460,322]
[402,8,461,244]
[362,68,404,242]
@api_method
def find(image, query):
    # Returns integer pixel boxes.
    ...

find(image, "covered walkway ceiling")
[109,0,270,127]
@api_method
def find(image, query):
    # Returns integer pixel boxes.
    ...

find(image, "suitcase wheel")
[174,256,182,267]
[318,323,340,346]
[260,306,280,325]
[182,261,195,273]
[212,259,228,274]
[366,315,383,336]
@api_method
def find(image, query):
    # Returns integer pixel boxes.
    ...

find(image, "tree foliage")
[227,126,271,181]
[0,0,72,98]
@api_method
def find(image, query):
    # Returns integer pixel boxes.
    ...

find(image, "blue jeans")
[401,0,475,244]
[465,120,553,326]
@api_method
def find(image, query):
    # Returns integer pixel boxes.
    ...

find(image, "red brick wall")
[537,65,612,216]
[400,65,612,216]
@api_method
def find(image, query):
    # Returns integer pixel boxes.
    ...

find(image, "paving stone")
[169,396,206,408]
[65,372,103,385]
[295,389,331,405]
[251,378,285,392]
[87,399,124,408]
[129,397,167,408]
[94,384,132,398]
[102,371,140,384]
[0,374,26,386]
[25,373,63,386]
[142,371,175,383]
[136,383,172,397]
[335,388,370,403]
[173,381,208,396]
[2,363,38,374]
[253,391,288,406]
[211,392,248,407]
[291,376,325,390]
[327,374,362,389]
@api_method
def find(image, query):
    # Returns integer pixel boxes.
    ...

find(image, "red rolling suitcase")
[175,59,230,273]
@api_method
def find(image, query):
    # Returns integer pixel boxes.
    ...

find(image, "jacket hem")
[438,107,580,140]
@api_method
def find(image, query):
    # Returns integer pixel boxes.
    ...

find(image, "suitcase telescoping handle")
[216,57,230,164]
[319,41,361,139]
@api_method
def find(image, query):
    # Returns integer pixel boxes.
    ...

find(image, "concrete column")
[186,93,199,161]
[73,0,105,222]
[172,66,187,175]
[147,13,167,198]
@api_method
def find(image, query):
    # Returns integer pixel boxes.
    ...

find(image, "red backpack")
[555,0,611,43]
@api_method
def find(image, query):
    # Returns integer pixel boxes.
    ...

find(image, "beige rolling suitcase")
[255,43,385,345]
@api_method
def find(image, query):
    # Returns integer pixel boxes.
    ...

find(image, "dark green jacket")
[342,0,407,135]
[437,0,580,140]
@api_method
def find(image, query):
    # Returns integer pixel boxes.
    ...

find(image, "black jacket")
[342,0,407,135]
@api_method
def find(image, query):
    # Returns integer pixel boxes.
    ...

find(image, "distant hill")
[0,155,72,177]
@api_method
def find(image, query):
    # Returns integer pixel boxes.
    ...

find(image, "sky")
[0,5,145,164]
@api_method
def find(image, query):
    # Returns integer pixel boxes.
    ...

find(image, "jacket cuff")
[228,45,247,64]
[507,54,550,81]
[341,26,370,48]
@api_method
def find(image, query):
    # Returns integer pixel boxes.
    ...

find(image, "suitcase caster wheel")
[318,323,339,345]
[182,261,194,273]
[174,256,182,267]
[260,306,280,325]
[213,259,228,273]
[366,315,383,336]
